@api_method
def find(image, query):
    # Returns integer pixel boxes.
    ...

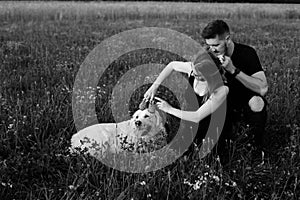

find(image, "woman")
[143,50,232,158]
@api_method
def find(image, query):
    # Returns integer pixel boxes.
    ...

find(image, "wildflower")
[140,181,146,186]
[183,179,192,186]
[193,180,202,190]
[68,185,75,190]
[1,182,12,188]
[147,194,152,198]
[212,175,220,182]
[216,156,220,162]
[184,178,205,191]
[225,181,237,187]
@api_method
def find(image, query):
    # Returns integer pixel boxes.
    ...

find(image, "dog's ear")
[139,98,148,110]
[155,110,162,127]
[148,100,156,113]
[155,110,167,131]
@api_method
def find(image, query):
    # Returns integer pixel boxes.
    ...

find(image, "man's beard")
[224,42,228,56]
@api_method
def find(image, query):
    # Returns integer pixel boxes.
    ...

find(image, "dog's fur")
[70,108,165,157]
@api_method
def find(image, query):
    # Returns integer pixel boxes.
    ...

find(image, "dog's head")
[130,106,164,138]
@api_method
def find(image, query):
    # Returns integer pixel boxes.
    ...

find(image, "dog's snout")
[135,120,142,127]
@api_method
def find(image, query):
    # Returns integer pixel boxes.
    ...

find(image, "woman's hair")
[192,50,226,98]
[206,51,227,83]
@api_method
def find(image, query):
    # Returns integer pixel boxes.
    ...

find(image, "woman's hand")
[155,97,172,113]
[144,84,159,102]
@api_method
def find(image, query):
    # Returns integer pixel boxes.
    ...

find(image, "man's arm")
[220,56,268,96]
[235,71,268,96]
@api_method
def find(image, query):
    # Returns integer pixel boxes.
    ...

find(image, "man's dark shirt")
[226,42,264,110]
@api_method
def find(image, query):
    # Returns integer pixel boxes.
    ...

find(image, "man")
[201,20,268,150]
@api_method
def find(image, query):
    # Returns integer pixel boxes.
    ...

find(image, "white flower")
[183,179,192,186]
[8,124,13,129]
[213,175,220,182]
[68,185,75,190]
[193,180,202,190]
[140,181,146,186]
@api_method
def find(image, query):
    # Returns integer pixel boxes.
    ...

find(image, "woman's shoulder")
[171,61,192,75]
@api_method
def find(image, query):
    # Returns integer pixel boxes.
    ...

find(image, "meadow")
[0,1,300,199]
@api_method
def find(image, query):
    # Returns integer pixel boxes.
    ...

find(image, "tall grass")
[0,1,300,22]
[0,2,299,200]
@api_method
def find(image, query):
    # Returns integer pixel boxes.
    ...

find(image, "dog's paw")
[148,100,156,113]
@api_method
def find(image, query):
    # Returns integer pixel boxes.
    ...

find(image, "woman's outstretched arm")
[144,61,192,101]
[155,85,228,123]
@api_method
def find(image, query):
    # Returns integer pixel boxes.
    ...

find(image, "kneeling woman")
[143,50,232,158]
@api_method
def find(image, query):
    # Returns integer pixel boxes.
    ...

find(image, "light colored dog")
[70,104,165,158]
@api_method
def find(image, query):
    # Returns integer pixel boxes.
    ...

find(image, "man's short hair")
[201,20,230,39]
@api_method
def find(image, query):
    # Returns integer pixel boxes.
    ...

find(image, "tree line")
[13,0,300,3]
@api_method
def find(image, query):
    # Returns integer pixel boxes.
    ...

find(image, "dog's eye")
[144,115,149,118]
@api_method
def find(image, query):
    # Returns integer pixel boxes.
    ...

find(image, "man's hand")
[218,55,268,96]
[218,55,236,74]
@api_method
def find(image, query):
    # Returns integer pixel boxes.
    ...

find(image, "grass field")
[0,1,300,200]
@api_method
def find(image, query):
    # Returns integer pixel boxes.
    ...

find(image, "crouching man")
[201,20,268,151]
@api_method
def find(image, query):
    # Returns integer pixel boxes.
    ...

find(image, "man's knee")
[246,96,268,126]
[248,96,265,112]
